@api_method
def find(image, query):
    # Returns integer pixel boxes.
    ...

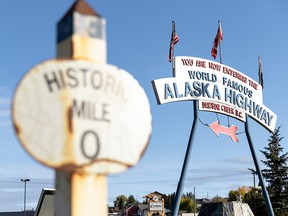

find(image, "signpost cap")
[62,0,101,19]
[56,0,107,63]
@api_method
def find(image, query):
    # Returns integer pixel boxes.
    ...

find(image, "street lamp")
[21,178,30,216]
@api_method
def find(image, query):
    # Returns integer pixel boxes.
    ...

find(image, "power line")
[0,179,53,185]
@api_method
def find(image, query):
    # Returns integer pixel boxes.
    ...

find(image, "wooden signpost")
[12,1,152,215]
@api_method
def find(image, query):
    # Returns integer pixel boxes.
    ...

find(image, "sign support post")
[244,115,275,216]
[12,1,152,216]
[172,100,198,216]
[55,1,108,215]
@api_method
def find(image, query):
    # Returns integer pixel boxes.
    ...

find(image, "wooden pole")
[72,174,107,215]
[55,1,107,215]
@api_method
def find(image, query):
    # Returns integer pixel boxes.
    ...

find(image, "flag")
[258,56,264,89]
[168,21,179,62]
[211,21,223,59]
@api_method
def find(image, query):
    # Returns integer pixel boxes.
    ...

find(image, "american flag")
[168,21,179,62]
[211,21,223,59]
[258,56,264,89]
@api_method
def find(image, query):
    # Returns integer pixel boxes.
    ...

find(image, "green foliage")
[228,190,238,202]
[260,126,288,215]
[261,127,288,194]
[164,192,196,212]
[243,188,266,215]
[228,186,250,202]
[163,192,175,210]
[185,192,195,199]
[242,127,288,215]
[114,195,127,210]
[127,194,139,205]
[114,194,139,210]
[180,196,195,212]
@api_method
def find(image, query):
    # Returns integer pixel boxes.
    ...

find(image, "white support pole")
[55,2,108,215]
[72,174,107,216]
[55,172,107,216]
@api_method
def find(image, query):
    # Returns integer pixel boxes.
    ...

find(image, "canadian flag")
[211,21,223,59]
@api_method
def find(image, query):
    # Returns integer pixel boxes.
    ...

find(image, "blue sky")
[1,0,288,212]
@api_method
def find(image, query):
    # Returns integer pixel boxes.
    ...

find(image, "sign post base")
[55,171,107,216]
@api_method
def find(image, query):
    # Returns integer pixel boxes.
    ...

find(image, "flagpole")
[217,20,229,126]
[258,55,264,91]
[216,20,223,123]
[218,20,223,64]
[219,40,222,64]
[172,21,175,76]
[169,20,178,77]
[172,21,175,59]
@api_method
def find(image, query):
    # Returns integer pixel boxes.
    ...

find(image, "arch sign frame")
[151,56,277,216]
[152,56,277,132]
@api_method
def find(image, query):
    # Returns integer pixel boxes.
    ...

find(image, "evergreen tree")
[260,126,288,215]
[163,192,175,210]
[114,195,127,210]
[127,194,139,205]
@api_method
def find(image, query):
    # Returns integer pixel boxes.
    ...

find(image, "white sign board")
[152,56,277,132]
[149,202,163,211]
[12,59,152,174]
[199,100,246,122]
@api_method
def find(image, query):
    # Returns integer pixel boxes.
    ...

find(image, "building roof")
[137,204,148,211]
[34,188,55,216]
[143,191,165,199]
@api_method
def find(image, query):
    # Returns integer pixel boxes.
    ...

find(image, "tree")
[185,192,194,199]
[228,186,251,202]
[228,190,238,202]
[260,126,288,215]
[127,194,139,205]
[164,192,175,210]
[243,188,266,215]
[180,196,195,212]
[114,195,127,210]
[164,192,196,212]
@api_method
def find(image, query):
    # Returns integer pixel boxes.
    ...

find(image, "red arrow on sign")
[209,121,239,142]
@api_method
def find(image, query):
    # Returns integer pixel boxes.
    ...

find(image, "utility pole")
[194,187,196,216]
[21,178,30,216]
[248,168,257,188]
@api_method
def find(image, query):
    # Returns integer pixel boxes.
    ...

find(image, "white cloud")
[222,157,253,164]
